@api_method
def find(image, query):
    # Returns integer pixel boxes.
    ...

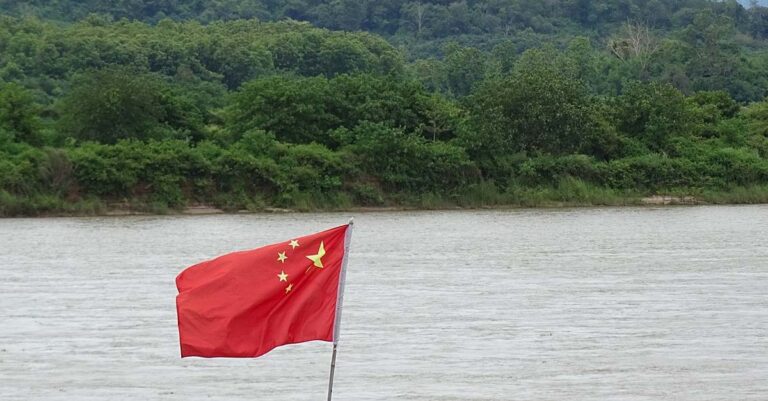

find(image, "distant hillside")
[0,1,765,34]
[2,0,768,101]
[2,1,768,59]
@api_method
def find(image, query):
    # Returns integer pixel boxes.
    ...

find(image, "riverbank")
[3,183,768,217]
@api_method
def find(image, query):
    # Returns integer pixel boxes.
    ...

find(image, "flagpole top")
[348,217,354,226]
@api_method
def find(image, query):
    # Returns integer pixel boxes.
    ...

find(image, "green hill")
[1,1,768,216]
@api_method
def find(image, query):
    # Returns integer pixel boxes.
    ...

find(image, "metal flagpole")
[327,218,353,401]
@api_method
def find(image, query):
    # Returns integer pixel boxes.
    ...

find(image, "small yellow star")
[306,241,326,269]
[285,283,293,293]
[289,240,300,249]
[277,251,287,263]
[277,271,288,282]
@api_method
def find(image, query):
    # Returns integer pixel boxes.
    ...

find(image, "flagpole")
[327,343,339,401]
[327,218,353,401]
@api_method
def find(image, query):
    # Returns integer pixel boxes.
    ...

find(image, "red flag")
[176,224,351,358]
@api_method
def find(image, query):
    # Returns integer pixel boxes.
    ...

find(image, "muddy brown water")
[1,206,767,400]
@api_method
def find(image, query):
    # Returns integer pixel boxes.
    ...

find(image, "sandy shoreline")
[102,204,426,216]
[4,194,760,219]
[102,195,704,216]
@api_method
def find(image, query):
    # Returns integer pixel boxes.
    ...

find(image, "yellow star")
[277,251,287,263]
[285,283,293,293]
[289,240,299,249]
[306,241,326,269]
[277,271,288,282]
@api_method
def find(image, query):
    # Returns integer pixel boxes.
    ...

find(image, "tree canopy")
[1,2,768,215]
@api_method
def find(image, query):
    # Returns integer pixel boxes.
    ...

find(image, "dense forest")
[1,0,768,215]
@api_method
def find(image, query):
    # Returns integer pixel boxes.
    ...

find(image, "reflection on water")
[1,206,767,400]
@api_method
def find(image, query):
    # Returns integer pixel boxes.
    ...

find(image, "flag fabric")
[176,224,352,358]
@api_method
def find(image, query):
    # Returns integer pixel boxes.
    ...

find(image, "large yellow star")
[289,240,299,249]
[277,251,287,263]
[306,241,326,269]
[277,271,288,282]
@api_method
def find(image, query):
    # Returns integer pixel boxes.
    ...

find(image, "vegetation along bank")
[1,1,768,216]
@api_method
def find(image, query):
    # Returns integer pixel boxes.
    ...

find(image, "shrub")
[517,154,604,186]
[605,154,699,190]
[346,122,479,193]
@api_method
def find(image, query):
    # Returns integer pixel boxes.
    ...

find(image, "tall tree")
[0,82,43,145]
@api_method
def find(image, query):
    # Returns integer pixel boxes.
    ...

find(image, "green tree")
[228,73,444,146]
[227,75,337,144]
[443,43,486,97]
[58,67,198,143]
[466,48,601,157]
[690,90,740,121]
[344,122,478,193]
[328,73,432,136]
[0,83,43,146]
[612,81,695,151]
[743,100,768,138]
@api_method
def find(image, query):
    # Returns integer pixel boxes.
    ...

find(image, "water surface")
[1,206,767,400]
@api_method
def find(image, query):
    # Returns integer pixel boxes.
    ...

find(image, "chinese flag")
[176,224,351,358]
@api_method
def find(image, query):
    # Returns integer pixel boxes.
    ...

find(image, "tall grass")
[3,182,768,217]
[697,185,768,204]
[456,178,641,208]
[0,191,104,217]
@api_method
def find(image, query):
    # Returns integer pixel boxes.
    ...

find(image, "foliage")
[59,68,179,143]
[227,73,448,146]
[1,4,768,215]
[0,82,43,145]
[612,81,695,152]
[466,48,604,157]
[343,122,478,193]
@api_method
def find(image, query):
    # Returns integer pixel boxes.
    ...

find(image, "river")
[1,206,767,400]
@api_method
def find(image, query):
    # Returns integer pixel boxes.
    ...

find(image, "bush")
[345,122,479,193]
[702,147,768,187]
[277,143,346,196]
[349,183,384,206]
[612,81,695,151]
[517,154,604,186]
[0,146,46,195]
[605,154,699,190]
